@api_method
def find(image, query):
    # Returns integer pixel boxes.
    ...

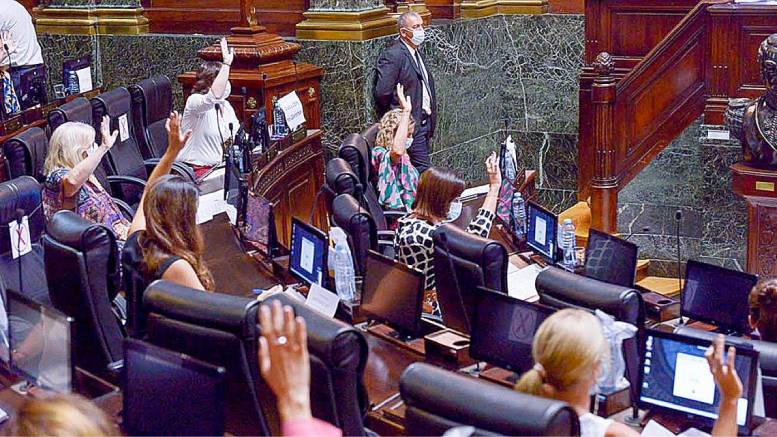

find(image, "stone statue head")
[759,34,777,93]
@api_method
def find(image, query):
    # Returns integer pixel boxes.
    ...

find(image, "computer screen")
[289,218,328,286]
[362,251,425,339]
[224,150,247,225]
[471,287,556,373]
[18,65,47,111]
[584,228,639,287]
[123,338,226,436]
[526,201,557,261]
[242,193,275,256]
[639,329,759,433]
[7,290,73,393]
[681,260,758,333]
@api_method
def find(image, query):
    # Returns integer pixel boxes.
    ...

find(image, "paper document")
[507,264,544,302]
[75,67,93,93]
[196,189,227,224]
[277,92,306,131]
[642,420,677,437]
[305,283,339,318]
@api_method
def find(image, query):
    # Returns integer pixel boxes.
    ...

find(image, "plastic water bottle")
[330,228,356,303]
[512,192,526,238]
[66,70,80,95]
[272,103,287,136]
[561,218,577,269]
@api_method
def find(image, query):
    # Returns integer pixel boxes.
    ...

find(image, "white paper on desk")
[75,67,92,93]
[305,283,339,318]
[507,264,544,302]
[277,91,306,131]
[284,287,307,303]
[196,189,227,224]
[678,428,710,437]
[459,184,490,200]
[642,420,677,437]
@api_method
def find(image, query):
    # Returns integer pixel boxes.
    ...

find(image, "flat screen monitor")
[224,149,247,224]
[362,250,425,340]
[639,329,759,434]
[17,65,47,111]
[681,260,758,334]
[7,289,73,393]
[471,287,556,373]
[526,201,557,262]
[289,217,328,286]
[584,228,639,287]
[123,338,226,436]
[242,193,275,257]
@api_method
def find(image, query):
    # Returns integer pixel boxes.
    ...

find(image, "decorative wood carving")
[731,162,777,276]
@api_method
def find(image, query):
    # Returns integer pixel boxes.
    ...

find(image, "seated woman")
[42,116,129,245]
[179,37,239,179]
[394,154,500,316]
[749,278,777,341]
[371,84,419,211]
[124,112,214,291]
[6,393,116,436]
[515,309,742,437]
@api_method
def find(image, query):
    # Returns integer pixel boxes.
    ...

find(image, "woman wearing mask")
[179,37,239,179]
[371,84,419,211]
[393,155,500,316]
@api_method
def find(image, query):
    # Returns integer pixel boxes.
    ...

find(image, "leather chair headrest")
[332,193,373,233]
[360,123,380,149]
[675,326,777,376]
[0,176,44,251]
[48,97,93,131]
[337,134,370,185]
[433,223,508,292]
[536,266,644,325]
[92,87,133,119]
[400,363,580,436]
[4,127,48,181]
[144,280,259,335]
[326,158,360,196]
[132,75,172,125]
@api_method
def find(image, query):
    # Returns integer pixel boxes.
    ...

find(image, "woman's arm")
[390,84,412,163]
[128,112,192,235]
[62,115,117,198]
[707,334,742,437]
[184,38,234,115]
[479,152,501,215]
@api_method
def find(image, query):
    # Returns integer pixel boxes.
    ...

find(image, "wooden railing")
[578,0,777,232]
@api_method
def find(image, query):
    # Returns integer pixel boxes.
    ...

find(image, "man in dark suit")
[374,11,436,173]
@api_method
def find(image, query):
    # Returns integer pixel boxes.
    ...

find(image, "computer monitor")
[526,201,558,262]
[17,65,47,111]
[242,192,276,257]
[7,289,74,393]
[123,338,226,436]
[681,260,758,334]
[63,56,91,95]
[471,287,556,373]
[584,228,639,287]
[639,329,759,434]
[362,251,425,340]
[224,149,247,225]
[289,217,328,286]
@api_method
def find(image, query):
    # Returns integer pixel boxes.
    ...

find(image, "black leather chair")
[129,74,173,159]
[400,362,580,436]
[331,193,395,278]
[264,294,370,436]
[42,211,124,379]
[0,176,49,304]
[142,281,270,435]
[3,127,48,182]
[360,123,380,150]
[536,266,645,413]
[432,224,508,334]
[676,326,777,418]
[47,96,142,217]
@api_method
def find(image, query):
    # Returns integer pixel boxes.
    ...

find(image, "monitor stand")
[367,323,425,356]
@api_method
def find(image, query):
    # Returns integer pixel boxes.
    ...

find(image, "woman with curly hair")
[371,83,419,211]
[749,278,777,341]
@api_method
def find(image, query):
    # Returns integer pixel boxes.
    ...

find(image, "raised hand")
[397,83,412,113]
[220,37,235,67]
[705,334,742,402]
[99,115,119,150]
[164,111,192,156]
[485,151,501,187]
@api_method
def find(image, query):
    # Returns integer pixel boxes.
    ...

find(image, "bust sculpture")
[727,34,777,169]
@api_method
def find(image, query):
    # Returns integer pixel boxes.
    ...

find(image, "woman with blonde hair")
[371,83,419,211]
[516,309,742,437]
[42,116,129,243]
[5,393,115,436]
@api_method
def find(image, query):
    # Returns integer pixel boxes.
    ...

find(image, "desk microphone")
[675,209,683,296]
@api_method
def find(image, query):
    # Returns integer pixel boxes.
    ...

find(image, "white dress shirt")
[402,41,432,115]
[179,82,240,166]
[0,0,43,66]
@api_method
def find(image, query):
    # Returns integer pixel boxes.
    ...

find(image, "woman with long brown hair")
[124,111,214,291]
[749,278,777,341]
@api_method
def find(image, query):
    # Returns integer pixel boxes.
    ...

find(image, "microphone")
[675,210,683,296]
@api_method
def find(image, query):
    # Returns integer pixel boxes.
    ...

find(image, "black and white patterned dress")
[394,208,495,316]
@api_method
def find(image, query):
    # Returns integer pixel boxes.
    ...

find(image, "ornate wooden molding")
[295,7,397,41]
[198,26,301,68]
[33,7,149,35]
[460,0,548,19]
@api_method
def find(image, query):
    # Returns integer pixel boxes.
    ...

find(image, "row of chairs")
[3,75,193,216]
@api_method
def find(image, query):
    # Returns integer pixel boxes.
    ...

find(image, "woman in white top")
[514,309,742,437]
[179,37,239,178]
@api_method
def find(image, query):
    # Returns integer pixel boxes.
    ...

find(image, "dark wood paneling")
[252,0,310,37]
[549,0,583,14]
[142,0,240,34]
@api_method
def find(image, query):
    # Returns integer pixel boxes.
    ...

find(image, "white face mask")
[84,143,98,158]
[405,27,425,46]
[446,200,463,222]
[405,138,413,148]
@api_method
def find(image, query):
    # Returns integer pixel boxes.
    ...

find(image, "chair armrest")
[113,197,135,220]
[106,359,124,377]
[143,159,196,182]
[377,230,395,241]
[106,174,146,189]
[107,175,146,206]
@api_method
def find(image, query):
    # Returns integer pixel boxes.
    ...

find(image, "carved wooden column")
[731,163,777,277]
[590,52,618,233]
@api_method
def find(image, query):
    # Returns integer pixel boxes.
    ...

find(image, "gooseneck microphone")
[675,209,683,295]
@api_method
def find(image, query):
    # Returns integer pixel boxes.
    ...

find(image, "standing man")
[1,0,43,115]
[374,11,436,173]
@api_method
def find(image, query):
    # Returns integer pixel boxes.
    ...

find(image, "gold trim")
[33,7,149,35]
[395,1,432,24]
[460,0,548,18]
[756,181,775,192]
[296,7,397,41]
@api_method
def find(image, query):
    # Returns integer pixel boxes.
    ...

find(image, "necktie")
[414,51,429,90]
[2,73,20,116]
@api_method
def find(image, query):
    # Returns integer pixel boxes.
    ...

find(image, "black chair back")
[47,97,93,132]
[536,266,645,412]
[143,281,270,435]
[338,133,370,188]
[332,193,377,278]
[360,123,380,150]
[400,362,580,436]
[326,157,360,197]
[432,224,508,334]
[4,127,48,182]
[42,211,124,377]
[0,176,48,304]
[129,75,173,159]
[264,294,370,436]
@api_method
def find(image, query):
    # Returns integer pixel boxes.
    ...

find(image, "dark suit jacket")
[373,39,437,138]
